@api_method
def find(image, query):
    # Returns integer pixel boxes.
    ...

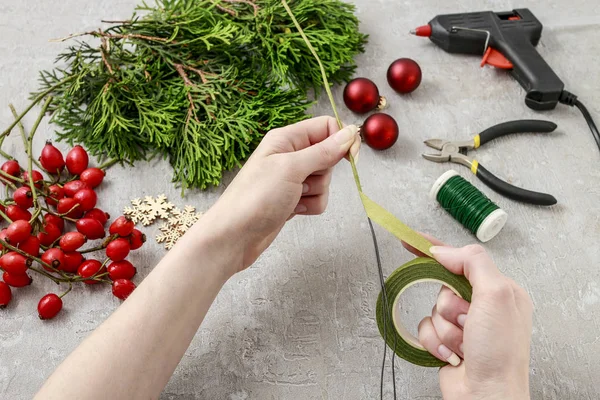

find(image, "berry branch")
[2,75,75,138]
[9,104,45,171]
[27,97,53,224]
[0,114,144,319]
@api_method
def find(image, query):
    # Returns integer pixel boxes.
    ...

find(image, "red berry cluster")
[0,143,146,320]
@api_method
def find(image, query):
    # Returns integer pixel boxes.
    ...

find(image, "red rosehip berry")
[3,271,32,287]
[79,168,104,188]
[109,216,134,237]
[107,260,137,281]
[44,214,65,233]
[57,198,82,219]
[38,293,63,320]
[5,220,32,245]
[84,208,110,226]
[40,141,65,174]
[75,218,105,240]
[41,248,66,272]
[77,259,105,284]
[46,184,64,207]
[22,170,44,189]
[13,187,33,209]
[1,160,20,184]
[38,223,62,247]
[59,232,86,252]
[63,251,84,273]
[112,279,136,300]
[0,252,31,275]
[105,238,130,261]
[63,180,89,197]
[65,145,89,175]
[129,229,146,250]
[73,188,97,212]
[6,205,32,222]
[18,236,40,257]
[0,281,11,308]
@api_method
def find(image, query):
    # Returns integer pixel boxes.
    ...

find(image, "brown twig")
[223,0,259,16]
[101,19,132,24]
[100,36,115,76]
[182,65,209,84]
[50,31,172,44]
[213,0,259,17]
[174,64,201,124]
[174,64,194,86]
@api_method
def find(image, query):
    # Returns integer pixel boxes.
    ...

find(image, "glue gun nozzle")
[411,24,432,37]
[409,29,416,35]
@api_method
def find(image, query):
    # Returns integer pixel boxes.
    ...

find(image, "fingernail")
[459,343,464,355]
[438,344,461,367]
[353,149,360,163]
[430,246,454,255]
[294,204,307,214]
[457,314,467,328]
[334,125,358,145]
[302,183,309,194]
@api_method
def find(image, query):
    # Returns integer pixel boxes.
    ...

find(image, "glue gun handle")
[498,33,564,111]
[475,164,557,206]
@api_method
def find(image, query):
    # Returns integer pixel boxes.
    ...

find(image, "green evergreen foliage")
[31,0,367,190]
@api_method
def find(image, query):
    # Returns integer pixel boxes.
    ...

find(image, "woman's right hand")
[407,241,533,400]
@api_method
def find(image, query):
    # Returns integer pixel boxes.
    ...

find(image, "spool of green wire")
[431,170,507,242]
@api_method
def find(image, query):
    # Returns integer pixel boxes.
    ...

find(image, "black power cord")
[559,91,600,152]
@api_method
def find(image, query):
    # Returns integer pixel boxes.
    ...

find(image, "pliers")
[423,120,558,206]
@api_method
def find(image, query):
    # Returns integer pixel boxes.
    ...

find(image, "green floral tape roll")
[376,257,473,367]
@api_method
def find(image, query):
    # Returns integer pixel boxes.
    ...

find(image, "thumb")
[430,245,504,292]
[292,125,359,175]
[439,364,467,399]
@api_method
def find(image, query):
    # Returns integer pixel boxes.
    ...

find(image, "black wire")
[573,99,600,152]
[367,218,397,400]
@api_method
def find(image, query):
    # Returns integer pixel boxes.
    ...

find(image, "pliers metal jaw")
[423,139,476,169]
[422,120,558,206]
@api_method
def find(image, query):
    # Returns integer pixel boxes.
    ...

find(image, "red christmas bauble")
[361,113,399,150]
[343,78,384,114]
[387,58,422,94]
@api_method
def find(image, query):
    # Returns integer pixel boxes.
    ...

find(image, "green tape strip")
[282,0,473,368]
[376,258,472,367]
[360,193,434,258]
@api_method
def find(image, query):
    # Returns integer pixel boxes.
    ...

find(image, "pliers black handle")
[423,120,558,206]
[476,120,557,147]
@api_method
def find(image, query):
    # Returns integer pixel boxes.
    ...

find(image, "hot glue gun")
[411,8,600,153]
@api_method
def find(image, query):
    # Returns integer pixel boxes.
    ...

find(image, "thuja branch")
[27,0,367,190]
[98,158,119,171]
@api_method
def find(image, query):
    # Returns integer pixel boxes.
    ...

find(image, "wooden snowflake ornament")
[156,206,203,250]
[124,195,174,226]
[124,195,203,250]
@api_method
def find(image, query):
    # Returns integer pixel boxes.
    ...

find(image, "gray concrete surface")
[1,1,600,399]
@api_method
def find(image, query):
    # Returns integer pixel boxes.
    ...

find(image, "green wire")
[436,175,499,235]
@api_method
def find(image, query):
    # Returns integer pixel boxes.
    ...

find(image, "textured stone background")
[1,1,600,399]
